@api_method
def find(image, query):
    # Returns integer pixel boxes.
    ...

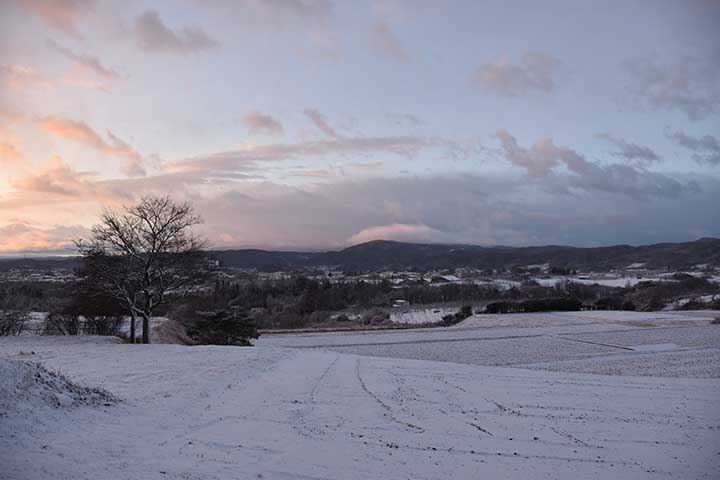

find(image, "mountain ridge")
[2,238,718,273]
[213,238,720,272]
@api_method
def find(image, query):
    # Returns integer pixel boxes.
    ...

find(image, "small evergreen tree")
[187,309,259,346]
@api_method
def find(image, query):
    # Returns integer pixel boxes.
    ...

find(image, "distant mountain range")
[2,238,718,273]
[213,238,720,272]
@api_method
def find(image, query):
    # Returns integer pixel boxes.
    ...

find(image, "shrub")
[187,309,259,346]
[483,297,581,314]
[521,298,582,312]
[441,305,473,326]
[594,296,623,310]
[363,309,389,325]
[483,301,518,314]
[44,310,123,336]
[0,312,27,336]
[44,310,81,335]
[83,315,123,336]
[622,300,636,311]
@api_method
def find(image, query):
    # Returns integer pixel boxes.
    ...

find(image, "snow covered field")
[2,311,720,479]
[261,310,720,377]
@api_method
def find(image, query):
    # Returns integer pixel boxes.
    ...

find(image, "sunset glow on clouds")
[0,0,719,254]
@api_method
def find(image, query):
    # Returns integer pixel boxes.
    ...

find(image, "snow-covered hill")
[1,336,719,479]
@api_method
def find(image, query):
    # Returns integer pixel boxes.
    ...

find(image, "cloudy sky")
[1,0,719,254]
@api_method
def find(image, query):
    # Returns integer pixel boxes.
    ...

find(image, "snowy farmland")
[2,310,720,479]
[260,310,720,377]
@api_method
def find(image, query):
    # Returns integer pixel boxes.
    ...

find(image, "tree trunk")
[142,313,150,344]
[129,312,136,344]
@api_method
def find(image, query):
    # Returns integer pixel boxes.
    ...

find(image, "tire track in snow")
[354,359,425,433]
[433,375,495,436]
[290,355,341,439]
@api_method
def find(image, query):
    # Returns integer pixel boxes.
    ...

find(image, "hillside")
[213,237,720,272]
[3,238,718,273]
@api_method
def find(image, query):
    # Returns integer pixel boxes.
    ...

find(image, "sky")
[0,0,719,255]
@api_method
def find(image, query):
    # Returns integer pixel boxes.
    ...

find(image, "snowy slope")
[1,336,719,480]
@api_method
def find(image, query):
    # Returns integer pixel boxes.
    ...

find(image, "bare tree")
[77,196,207,343]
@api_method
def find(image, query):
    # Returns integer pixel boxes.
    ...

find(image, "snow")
[389,306,458,324]
[573,277,654,287]
[17,313,171,340]
[533,275,670,288]
[260,310,720,377]
[533,276,567,286]
[664,294,720,310]
[472,279,522,290]
[0,358,115,416]
[3,310,720,479]
[522,347,720,378]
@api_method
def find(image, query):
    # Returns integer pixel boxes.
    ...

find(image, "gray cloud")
[370,20,408,62]
[6,165,716,251]
[134,10,219,54]
[386,112,422,126]
[196,0,338,59]
[668,130,720,167]
[472,52,560,97]
[303,108,340,139]
[242,111,284,136]
[5,154,715,251]
[595,133,660,164]
[191,174,719,249]
[5,171,717,252]
[199,0,334,29]
[46,39,120,80]
[495,129,687,198]
[623,54,720,121]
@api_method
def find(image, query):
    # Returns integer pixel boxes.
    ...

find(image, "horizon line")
[0,236,717,260]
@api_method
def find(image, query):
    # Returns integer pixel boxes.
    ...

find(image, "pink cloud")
[473,52,560,97]
[46,39,120,80]
[38,115,145,176]
[12,0,95,38]
[347,223,443,244]
[0,64,52,90]
[242,111,284,135]
[370,20,408,62]
[303,108,340,139]
[0,142,25,169]
[0,222,88,253]
[9,154,97,196]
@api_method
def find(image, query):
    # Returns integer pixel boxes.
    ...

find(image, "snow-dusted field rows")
[2,336,720,480]
[259,310,720,377]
